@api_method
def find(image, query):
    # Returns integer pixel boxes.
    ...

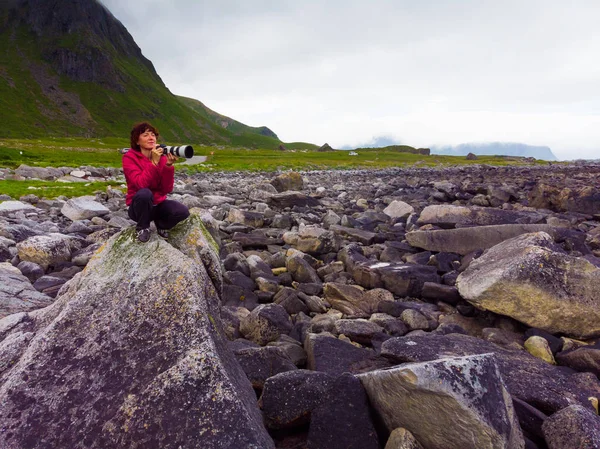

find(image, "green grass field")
[0,137,549,200]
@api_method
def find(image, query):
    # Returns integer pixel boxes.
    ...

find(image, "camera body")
[158,144,194,159]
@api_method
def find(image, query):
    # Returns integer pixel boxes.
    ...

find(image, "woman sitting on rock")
[122,121,190,242]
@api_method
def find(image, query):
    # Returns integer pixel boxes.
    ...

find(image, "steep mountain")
[431,143,558,161]
[0,0,281,147]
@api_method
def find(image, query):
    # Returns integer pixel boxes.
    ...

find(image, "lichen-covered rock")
[358,354,525,449]
[240,303,292,346]
[457,232,600,338]
[0,219,274,448]
[271,171,304,192]
[16,233,72,270]
[524,336,556,364]
[380,333,600,414]
[61,196,110,221]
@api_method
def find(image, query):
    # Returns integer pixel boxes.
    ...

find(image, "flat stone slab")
[406,224,555,255]
[0,201,37,213]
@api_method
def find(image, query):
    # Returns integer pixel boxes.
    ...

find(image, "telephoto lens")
[158,144,194,159]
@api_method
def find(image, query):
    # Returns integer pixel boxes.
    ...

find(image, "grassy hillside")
[0,0,293,149]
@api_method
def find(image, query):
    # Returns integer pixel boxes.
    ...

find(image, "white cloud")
[101,0,600,160]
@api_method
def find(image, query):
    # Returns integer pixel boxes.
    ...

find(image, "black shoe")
[157,228,169,239]
[136,227,151,242]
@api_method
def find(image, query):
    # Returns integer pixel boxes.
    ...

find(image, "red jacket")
[122,149,175,206]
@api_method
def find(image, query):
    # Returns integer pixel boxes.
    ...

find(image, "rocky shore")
[2,162,600,448]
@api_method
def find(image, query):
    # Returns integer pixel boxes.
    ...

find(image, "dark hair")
[130,122,159,150]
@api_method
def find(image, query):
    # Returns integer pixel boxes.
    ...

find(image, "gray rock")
[266,335,307,366]
[329,224,377,245]
[0,266,53,318]
[240,303,292,345]
[222,285,259,310]
[234,345,297,389]
[16,261,44,283]
[378,263,441,297]
[358,354,524,449]
[556,344,600,377]
[323,209,341,228]
[0,220,274,449]
[542,405,600,449]
[61,196,110,221]
[334,319,385,345]
[0,223,42,243]
[305,332,391,375]
[273,288,309,315]
[259,369,335,430]
[286,256,321,284]
[383,200,414,220]
[307,372,379,449]
[71,243,102,266]
[323,283,370,317]
[400,309,430,331]
[380,333,600,414]
[457,232,600,338]
[0,201,37,213]
[227,208,264,228]
[202,195,236,206]
[268,191,321,208]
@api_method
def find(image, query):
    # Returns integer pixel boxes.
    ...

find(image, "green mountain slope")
[0,0,283,147]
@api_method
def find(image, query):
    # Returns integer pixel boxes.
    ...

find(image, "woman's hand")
[166,153,178,167]
[151,146,163,165]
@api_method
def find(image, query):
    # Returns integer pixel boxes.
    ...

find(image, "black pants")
[128,188,190,230]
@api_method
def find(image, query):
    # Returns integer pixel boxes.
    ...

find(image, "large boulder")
[380,333,600,414]
[457,232,600,338]
[0,216,274,449]
[358,354,525,449]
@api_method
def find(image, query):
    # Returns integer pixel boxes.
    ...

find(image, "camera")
[158,144,194,159]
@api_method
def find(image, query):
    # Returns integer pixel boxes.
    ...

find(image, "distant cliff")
[431,143,558,161]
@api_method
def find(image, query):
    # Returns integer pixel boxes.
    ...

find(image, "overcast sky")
[100,0,600,160]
